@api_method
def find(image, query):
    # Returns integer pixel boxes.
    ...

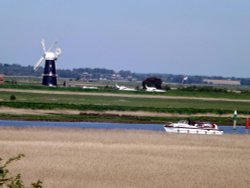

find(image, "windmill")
[34,39,62,87]
[182,76,188,84]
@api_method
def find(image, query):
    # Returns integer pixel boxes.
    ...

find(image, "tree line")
[1,63,250,85]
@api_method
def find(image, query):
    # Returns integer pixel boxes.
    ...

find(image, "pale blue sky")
[0,0,250,77]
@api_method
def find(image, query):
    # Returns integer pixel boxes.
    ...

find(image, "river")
[0,120,248,134]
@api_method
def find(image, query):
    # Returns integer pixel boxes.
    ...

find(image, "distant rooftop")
[203,79,241,85]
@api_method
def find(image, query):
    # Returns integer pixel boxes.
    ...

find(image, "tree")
[142,77,162,89]
[0,154,43,188]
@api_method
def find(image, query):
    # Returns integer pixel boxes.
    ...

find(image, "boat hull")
[164,126,223,135]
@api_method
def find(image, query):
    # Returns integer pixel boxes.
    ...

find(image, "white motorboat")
[164,120,223,135]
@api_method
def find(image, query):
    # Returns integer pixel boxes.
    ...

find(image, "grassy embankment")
[0,84,249,124]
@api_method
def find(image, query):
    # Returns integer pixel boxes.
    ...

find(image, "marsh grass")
[1,127,250,188]
[1,100,250,116]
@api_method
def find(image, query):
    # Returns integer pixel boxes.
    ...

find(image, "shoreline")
[0,115,240,127]
[0,107,242,125]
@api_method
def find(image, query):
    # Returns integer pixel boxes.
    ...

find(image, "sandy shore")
[1,126,250,188]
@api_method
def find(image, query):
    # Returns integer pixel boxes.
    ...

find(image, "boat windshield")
[195,122,213,128]
[178,120,189,124]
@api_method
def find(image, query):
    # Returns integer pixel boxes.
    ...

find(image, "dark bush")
[10,95,16,101]
[142,77,162,89]
[179,86,227,93]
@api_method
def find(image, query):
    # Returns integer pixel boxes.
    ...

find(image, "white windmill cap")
[45,52,57,60]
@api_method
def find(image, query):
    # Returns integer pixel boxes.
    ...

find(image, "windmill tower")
[34,39,62,87]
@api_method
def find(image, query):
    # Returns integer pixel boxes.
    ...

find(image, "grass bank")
[1,101,249,115]
[0,113,243,125]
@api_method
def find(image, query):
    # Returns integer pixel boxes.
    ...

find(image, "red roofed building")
[0,74,4,83]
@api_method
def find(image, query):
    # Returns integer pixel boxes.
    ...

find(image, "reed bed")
[0,126,250,188]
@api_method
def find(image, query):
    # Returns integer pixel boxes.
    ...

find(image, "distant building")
[0,74,4,83]
[203,79,241,85]
[80,72,92,81]
[111,74,123,80]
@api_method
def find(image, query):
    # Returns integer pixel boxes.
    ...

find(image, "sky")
[0,0,250,77]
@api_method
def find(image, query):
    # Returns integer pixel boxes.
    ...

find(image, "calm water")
[0,120,248,134]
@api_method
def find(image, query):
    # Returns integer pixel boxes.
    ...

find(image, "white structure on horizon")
[145,85,165,92]
[115,84,136,91]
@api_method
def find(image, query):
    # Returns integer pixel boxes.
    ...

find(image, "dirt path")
[1,88,250,102]
[0,107,246,118]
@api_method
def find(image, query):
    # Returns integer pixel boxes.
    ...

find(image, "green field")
[2,83,250,99]
[0,83,249,124]
[0,91,250,113]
